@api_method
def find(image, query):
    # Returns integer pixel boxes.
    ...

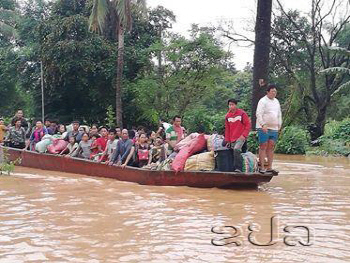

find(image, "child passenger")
[71,133,91,159]
[148,136,166,165]
[60,136,78,156]
[99,129,118,162]
[29,120,48,151]
[90,134,101,160]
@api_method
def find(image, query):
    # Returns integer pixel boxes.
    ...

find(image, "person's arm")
[59,145,69,155]
[68,143,79,156]
[242,112,251,139]
[121,146,135,168]
[278,101,282,130]
[224,115,230,143]
[147,149,153,165]
[25,121,31,137]
[256,99,266,128]
[22,128,26,143]
[25,129,32,150]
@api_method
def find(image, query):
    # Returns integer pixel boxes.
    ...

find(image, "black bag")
[215,149,234,172]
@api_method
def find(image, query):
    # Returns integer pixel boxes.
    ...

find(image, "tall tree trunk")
[156,26,163,115]
[157,26,163,80]
[115,25,124,127]
[251,0,273,129]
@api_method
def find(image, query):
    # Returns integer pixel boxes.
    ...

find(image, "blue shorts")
[257,129,278,144]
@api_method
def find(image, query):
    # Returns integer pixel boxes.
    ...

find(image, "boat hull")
[2,147,277,188]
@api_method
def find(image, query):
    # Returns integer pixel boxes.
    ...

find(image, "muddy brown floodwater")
[0,154,349,263]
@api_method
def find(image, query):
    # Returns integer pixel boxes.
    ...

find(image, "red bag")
[137,149,149,161]
[47,139,69,154]
[172,134,207,172]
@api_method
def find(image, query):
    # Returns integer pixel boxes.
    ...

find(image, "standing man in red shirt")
[224,99,251,172]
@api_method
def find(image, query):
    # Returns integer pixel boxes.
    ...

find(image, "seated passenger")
[148,136,166,165]
[89,134,100,160]
[98,129,118,162]
[71,133,91,159]
[47,120,58,135]
[29,120,48,151]
[95,127,108,154]
[108,129,133,166]
[64,121,83,143]
[4,119,26,149]
[60,136,78,156]
[147,130,156,146]
[44,119,51,129]
[115,127,122,139]
[89,124,99,137]
[122,133,150,168]
[56,124,67,139]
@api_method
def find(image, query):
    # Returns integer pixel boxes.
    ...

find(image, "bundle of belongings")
[156,133,258,173]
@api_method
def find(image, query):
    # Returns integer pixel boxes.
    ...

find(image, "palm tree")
[321,47,350,96]
[251,0,273,129]
[89,0,146,127]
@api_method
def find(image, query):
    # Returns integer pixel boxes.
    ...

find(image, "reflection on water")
[0,154,349,262]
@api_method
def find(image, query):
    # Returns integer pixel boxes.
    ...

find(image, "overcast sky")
[147,0,341,70]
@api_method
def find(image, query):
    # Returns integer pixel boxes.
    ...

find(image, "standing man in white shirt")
[256,84,282,174]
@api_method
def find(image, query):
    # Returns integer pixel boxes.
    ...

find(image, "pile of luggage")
[157,133,258,173]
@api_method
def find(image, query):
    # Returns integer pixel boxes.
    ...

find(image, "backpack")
[137,149,149,161]
[136,144,150,161]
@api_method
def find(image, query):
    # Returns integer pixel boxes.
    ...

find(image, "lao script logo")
[211,216,314,247]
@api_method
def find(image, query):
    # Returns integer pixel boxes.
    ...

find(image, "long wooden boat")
[2,146,278,188]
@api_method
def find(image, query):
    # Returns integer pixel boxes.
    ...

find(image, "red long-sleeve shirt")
[224,109,251,142]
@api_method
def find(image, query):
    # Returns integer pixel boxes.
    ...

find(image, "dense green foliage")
[276,126,310,155]
[307,119,350,156]
[0,148,21,175]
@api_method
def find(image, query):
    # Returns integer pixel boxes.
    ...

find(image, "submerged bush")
[307,118,350,156]
[0,148,21,175]
[331,118,350,143]
[276,126,310,154]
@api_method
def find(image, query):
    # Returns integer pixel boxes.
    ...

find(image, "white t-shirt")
[256,95,282,130]
[106,139,118,155]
